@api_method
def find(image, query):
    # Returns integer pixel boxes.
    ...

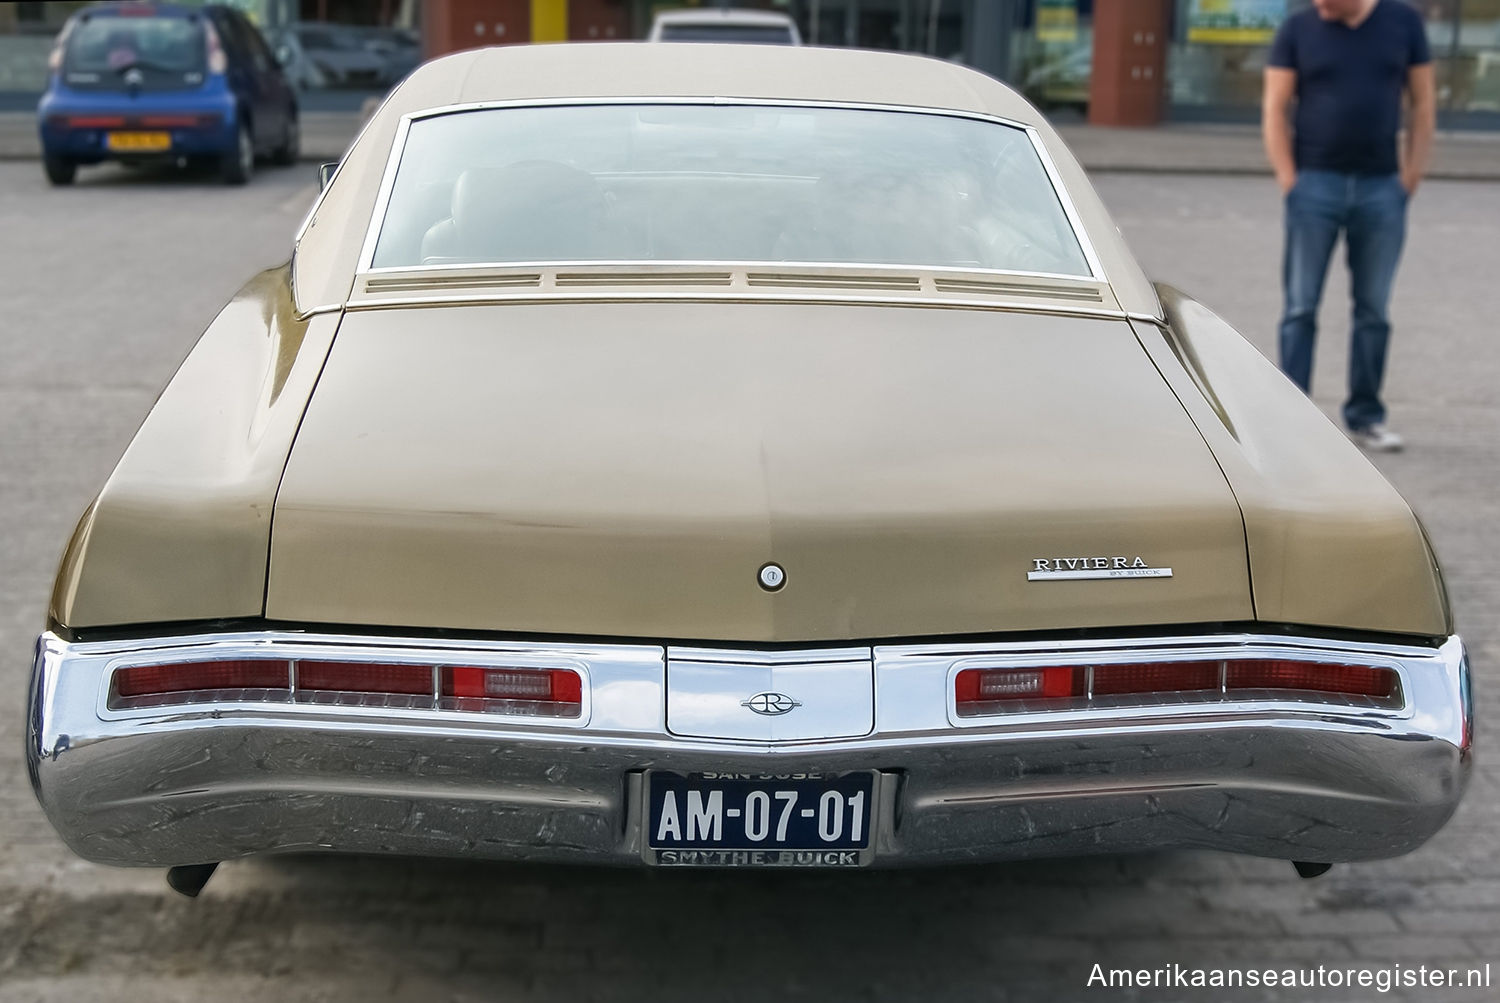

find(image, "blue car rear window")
[64,15,205,75]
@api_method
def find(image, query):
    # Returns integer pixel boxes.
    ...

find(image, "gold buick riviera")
[27,43,1471,894]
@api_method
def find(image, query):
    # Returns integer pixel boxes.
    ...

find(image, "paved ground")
[0,160,1496,1001]
[1055,121,1500,179]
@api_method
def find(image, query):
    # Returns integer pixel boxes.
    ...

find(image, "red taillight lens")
[68,116,126,128]
[108,655,587,717]
[955,666,1082,710]
[113,659,290,701]
[140,115,203,128]
[296,661,432,696]
[1224,660,1398,700]
[954,656,1401,717]
[441,666,583,715]
[1092,660,1219,696]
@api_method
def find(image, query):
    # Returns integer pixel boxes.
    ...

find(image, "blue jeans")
[1278,170,1408,431]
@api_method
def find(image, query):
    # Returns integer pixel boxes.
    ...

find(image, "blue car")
[38,2,300,185]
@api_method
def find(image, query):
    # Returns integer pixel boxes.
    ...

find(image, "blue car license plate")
[647,771,875,866]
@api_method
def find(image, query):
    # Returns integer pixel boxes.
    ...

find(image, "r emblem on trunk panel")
[742,692,801,716]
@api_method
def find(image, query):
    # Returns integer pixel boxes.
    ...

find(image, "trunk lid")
[267,301,1251,641]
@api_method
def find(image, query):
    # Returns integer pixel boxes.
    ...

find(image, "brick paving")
[0,162,1495,1001]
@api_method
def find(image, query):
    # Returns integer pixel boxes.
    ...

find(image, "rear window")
[657,24,797,44]
[63,13,205,81]
[369,103,1092,279]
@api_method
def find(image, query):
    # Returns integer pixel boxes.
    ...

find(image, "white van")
[647,8,802,45]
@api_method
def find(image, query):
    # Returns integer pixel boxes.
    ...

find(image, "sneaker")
[1350,423,1405,452]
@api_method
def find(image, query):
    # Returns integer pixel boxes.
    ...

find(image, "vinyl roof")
[404,42,1044,126]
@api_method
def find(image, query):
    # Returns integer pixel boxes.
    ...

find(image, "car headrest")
[449,161,607,261]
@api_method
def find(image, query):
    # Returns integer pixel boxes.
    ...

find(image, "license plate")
[106,131,171,151]
[646,771,875,867]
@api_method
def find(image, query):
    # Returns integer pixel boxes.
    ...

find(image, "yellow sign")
[1037,0,1077,44]
[1186,0,1282,45]
[530,0,568,43]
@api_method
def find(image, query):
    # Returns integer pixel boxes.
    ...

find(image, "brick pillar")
[423,0,530,59]
[567,0,629,41]
[1087,0,1170,127]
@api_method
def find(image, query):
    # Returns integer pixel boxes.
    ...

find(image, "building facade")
[4,0,1498,128]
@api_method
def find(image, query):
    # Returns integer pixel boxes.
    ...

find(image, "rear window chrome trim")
[358,258,1105,286]
[341,291,1135,325]
[353,97,1107,284]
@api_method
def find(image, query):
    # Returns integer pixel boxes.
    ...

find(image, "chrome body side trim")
[28,629,1470,868]
[295,303,344,320]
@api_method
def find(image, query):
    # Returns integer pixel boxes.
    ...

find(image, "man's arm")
[1262,66,1298,194]
[1402,63,1436,196]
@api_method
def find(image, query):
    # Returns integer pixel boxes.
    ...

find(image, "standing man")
[1262,0,1435,452]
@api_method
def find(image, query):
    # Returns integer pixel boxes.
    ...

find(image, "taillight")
[1224,660,1397,700]
[954,666,1081,706]
[140,115,212,128]
[955,658,1400,717]
[441,666,584,716]
[204,20,227,74]
[1092,660,1219,696]
[112,659,291,708]
[297,661,433,696]
[109,657,585,718]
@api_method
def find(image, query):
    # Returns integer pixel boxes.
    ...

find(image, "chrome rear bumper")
[27,629,1471,868]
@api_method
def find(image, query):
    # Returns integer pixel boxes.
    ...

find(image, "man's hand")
[1263,67,1298,196]
[1402,63,1436,200]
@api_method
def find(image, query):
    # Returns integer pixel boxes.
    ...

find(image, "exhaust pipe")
[166,862,219,897]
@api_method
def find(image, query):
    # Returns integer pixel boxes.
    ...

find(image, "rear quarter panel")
[49,266,338,630]
[1137,286,1450,638]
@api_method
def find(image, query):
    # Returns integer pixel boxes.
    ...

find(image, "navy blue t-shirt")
[1268,0,1430,175]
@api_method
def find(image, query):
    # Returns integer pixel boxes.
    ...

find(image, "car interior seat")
[420,161,611,264]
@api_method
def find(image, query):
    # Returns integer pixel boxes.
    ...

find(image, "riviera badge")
[1027,556,1172,581]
